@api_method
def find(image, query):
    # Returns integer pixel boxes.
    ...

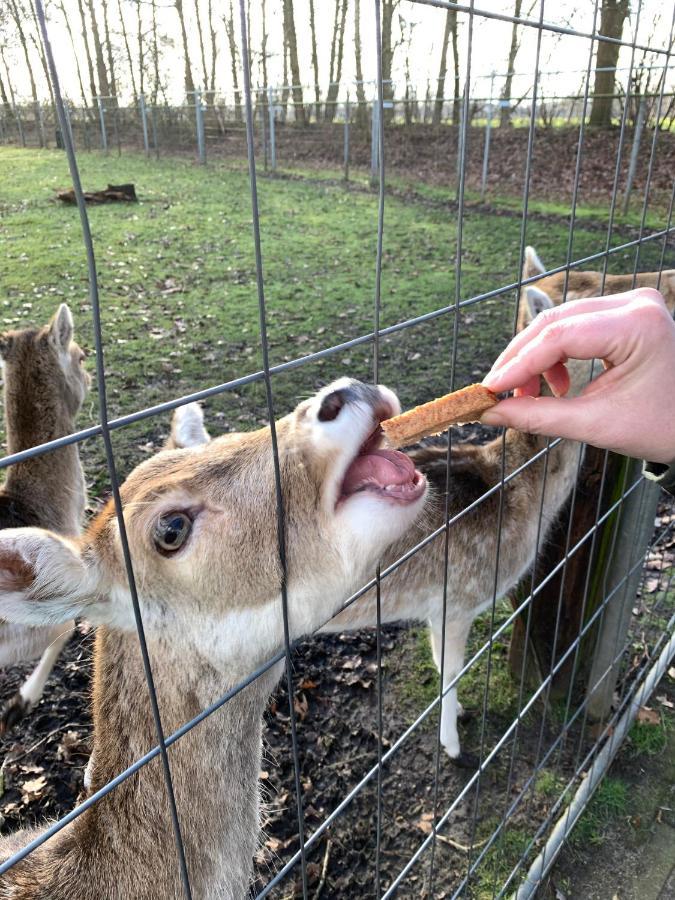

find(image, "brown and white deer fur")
[516,244,675,332]
[0,378,427,899]
[324,289,593,765]
[0,305,89,734]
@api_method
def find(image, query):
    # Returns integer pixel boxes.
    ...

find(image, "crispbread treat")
[381,383,498,448]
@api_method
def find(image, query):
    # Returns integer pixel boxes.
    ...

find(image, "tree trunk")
[174,0,195,96]
[354,0,367,126]
[101,0,118,105]
[59,0,89,108]
[136,0,145,99]
[85,0,111,100]
[193,0,209,92]
[451,7,460,124]
[325,0,348,124]
[208,0,217,92]
[27,0,55,106]
[433,8,456,126]
[309,0,320,121]
[260,0,268,91]
[381,0,398,119]
[77,0,98,102]
[118,0,138,103]
[281,32,289,121]
[282,0,305,124]
[223,1,241,121]
[7,0,43,145]
[0,67,12,114]
[500,0,522,128]
[150,0,160,104]
[589,0,630,128]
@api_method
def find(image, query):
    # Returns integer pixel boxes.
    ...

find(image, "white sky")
[2,0,673,107]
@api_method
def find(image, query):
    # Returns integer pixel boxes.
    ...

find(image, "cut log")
[56,183,137,204]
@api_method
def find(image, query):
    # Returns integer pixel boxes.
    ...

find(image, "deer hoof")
[0,693,31,736]
[450,750,480,770]
[457,706,477,724]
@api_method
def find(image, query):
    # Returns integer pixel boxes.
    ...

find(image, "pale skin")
[481,288,675,466]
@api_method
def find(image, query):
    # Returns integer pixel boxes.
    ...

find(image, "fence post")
[260,96,268,172]
[97,97,108,153]
[151,104,159,159]
[344,92,350,181]
[139,93,150,156]
[267,86,276,170]
[622,94,647,215]
[194,90,206,164]
[370,100,379,186]
[63,101,74,150]
[586,460,661,721]
[12,102,25,147]
[481,71,495,199]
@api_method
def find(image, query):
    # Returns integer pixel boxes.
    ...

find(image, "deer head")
[0,378,427,680]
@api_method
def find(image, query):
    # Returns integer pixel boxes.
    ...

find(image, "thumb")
[480,395,596,445]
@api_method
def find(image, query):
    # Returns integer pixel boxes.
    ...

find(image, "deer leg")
[429,614,475,766]
[0,621,75,734]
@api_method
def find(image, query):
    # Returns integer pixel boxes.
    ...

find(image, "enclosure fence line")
[1,0,675,897]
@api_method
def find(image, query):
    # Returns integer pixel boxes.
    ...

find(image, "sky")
[2,0,673,108]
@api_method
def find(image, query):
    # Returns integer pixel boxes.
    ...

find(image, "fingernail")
[482,370,500,389]
[480,408,506,426]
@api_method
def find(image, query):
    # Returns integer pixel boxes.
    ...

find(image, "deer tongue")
[342,449,416,495]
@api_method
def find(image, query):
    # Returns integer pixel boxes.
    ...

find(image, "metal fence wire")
[1,1,675,898]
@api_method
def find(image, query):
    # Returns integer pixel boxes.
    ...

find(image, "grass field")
[1,146,669,494]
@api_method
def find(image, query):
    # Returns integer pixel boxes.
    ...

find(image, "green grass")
[628,713,670,757]
[572,777,629,847]
[1,145,669,495]
[470,817,533,900]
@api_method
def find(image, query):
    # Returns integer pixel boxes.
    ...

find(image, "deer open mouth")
[339,425,426,505]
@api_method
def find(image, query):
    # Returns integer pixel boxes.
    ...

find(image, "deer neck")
[2,368,85,534]
[68,627,276,900]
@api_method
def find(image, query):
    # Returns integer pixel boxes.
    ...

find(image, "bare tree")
[118,0,138,103]
[589,0,630,127]
[282,0,305,124]
[259,0,268,90]
[58,0,89,107]
[309,0,320,120]
[101,0,118,104]
[432,8,457,126]
[354,0,367,126]
[134,0,145,98]
[6,0,43,144]
[76,0,98,102]
[84,0,111,100]
[26,0,54,105]
[150,0,160,103]
[223,0,241,120]
[381,0,400,115]
[174,0,195,96]
[208,0,217,92]
[325,0,348,123]
[499,0,523,127]
[191,0,208,92]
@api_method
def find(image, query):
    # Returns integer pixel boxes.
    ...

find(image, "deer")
[517,244,675,331]
[0,377,428,899]
[0,305,90,735]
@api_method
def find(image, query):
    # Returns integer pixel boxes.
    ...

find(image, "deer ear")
[0,528,103,626]
[166,402,211,450]
[523,246,546,280]
[48,303,74,352]
[525,286,555,322]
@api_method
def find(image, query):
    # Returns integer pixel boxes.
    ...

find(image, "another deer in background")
[0,305,89,734]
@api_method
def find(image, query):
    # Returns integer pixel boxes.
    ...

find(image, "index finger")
[482,308,626,394]
[485,291,640,382]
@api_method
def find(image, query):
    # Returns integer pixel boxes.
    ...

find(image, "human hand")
[480,288,675,464]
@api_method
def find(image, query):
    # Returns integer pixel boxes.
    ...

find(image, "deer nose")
[318,389,346,422]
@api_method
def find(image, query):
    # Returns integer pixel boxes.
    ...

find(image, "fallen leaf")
[293,693,309,721]
[636,706,660,726]
[21,775,47,803]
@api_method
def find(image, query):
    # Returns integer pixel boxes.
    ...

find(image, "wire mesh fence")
[1,1,675,898]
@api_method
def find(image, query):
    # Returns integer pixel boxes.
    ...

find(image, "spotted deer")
[517,245,675,331]
[0,305,89,734]
[0,378,427,899]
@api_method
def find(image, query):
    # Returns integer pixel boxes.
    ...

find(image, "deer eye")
[153,512,192,554]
